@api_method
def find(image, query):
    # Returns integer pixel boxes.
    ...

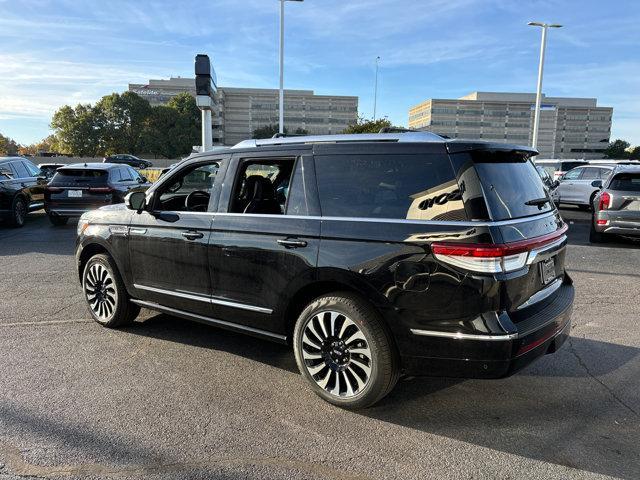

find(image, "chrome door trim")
[130,299,286,343]
[410,329,518,341]
[133,283,273,314]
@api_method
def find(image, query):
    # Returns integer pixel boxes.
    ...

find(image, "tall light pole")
[279,0,303,134]
[528,21,562,151]
[373,56,380,120]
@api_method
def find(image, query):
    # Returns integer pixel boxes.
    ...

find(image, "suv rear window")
[609,173,640,192]
[452,151,553,221]
[51,169,108,184]
[314,154,466,221]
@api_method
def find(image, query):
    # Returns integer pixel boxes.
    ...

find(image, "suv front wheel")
[82,253,140,327]
[293,292,399,409]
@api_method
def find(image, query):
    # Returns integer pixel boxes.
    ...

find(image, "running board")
[131,299,288,344]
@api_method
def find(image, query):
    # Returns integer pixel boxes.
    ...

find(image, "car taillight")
[598,191,611,210]
[431,225,568,273]
[46,186,63,193]
[89,186,114,193]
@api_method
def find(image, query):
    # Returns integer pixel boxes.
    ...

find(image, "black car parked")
[75,132,574,408]
[103,154,152,169]
[0,156,46,227]
[45,163,151,226]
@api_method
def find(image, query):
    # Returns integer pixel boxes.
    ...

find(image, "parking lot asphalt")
[0,209,638,480]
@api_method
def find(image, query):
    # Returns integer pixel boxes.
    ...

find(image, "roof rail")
[232,131,444,149]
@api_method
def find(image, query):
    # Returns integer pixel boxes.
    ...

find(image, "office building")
[408,92,613,158]
[129,78,358,146]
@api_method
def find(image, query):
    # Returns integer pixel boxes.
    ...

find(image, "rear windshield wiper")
[525,197,550,209]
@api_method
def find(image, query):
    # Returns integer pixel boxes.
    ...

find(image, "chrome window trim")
[134,284,273,314]
[409,329,518,341]
[131,299,285,342]
[206,210,557,228]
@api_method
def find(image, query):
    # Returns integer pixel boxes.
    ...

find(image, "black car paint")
[0,157,46,222]
[104,155,152,169]
[76,141,573,379]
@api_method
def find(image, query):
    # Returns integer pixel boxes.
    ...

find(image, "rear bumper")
[594,211,640,236]
[45,203,111,218]
[401,280,574,378]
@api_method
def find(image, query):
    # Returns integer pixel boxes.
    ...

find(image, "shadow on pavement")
[0,212,78,256]
[124,311,640,479]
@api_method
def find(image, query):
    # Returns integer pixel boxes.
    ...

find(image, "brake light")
[598,191,611,210]
[431,225,568,273]
[46,186,63,193]
[89,187,114,193]
[596,219,608,226]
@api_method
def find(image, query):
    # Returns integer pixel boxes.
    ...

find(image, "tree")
[95,92,151,155]
[343,117,392,134]
[603,139,631,159]
[167,93,200,155]
[629,146,640,160]
[0,133,20,155]
[142,106,181,159]
[19,134,59,156]
[51,104,102,156]
[253,124,286,139]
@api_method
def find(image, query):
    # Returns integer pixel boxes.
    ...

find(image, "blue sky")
[1,0,638,146]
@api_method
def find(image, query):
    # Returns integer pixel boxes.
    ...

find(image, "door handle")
[182,231,204,240]
[277,238,307,249]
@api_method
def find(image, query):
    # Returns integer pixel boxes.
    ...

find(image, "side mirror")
[550,180,560,189]
[125,191,147,213]
[591,180,603,189]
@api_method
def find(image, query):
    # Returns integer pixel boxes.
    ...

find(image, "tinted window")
[230,159,294,215]
[450,152,553,221]
[609,173,640,192]
[119,167,133,181]
[560,161,587,171]
[127,166,141,181]
[22,160,41,177]
[50,169,108,185]
[10,161,30,178]
[315,154,465,221]
[286,159,308,216]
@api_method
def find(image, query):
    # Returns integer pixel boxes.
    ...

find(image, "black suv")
[76,133,574,408]
[45,163,151,226]
[0,156,46,227]
[103,154,152,169]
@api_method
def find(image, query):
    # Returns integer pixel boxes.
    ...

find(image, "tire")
[293,292,399,409]
[588,192,598,212]
[589,220,608,243]
[48,214,68,226]
[82,253,140,328]
[9,196,27,227]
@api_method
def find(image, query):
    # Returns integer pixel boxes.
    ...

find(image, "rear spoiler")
[445,141,538,160]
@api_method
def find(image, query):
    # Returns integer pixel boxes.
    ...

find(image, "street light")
[373,56,381,120]
[528,21,562,151]
[279,0,303,134]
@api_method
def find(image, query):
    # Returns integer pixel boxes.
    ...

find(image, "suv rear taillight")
[598,191,611,210]
[89,186,114,193]
[46,186,63,193]
[432,225,568,273]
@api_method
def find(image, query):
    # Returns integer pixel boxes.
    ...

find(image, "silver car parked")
[552,165,614,210]
[590,165,640,242]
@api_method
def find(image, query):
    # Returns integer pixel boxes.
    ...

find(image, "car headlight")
[77,218,90,236]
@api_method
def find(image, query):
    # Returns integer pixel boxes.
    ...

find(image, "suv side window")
[119,167,133,181]
[230,158,295,215]
[580,168,600,180]
[10,161,30,179]
[285,159,308,216]
[563,168,582,180]
[127,166,142,182]
[314,154,465,220]
[156,162,219,212]
[22,160,41,177]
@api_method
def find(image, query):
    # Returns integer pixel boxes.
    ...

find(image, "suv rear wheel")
[9,196,27,227]
[293,292,399,409]
[82,253,140,327]
[589,217,609,243]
